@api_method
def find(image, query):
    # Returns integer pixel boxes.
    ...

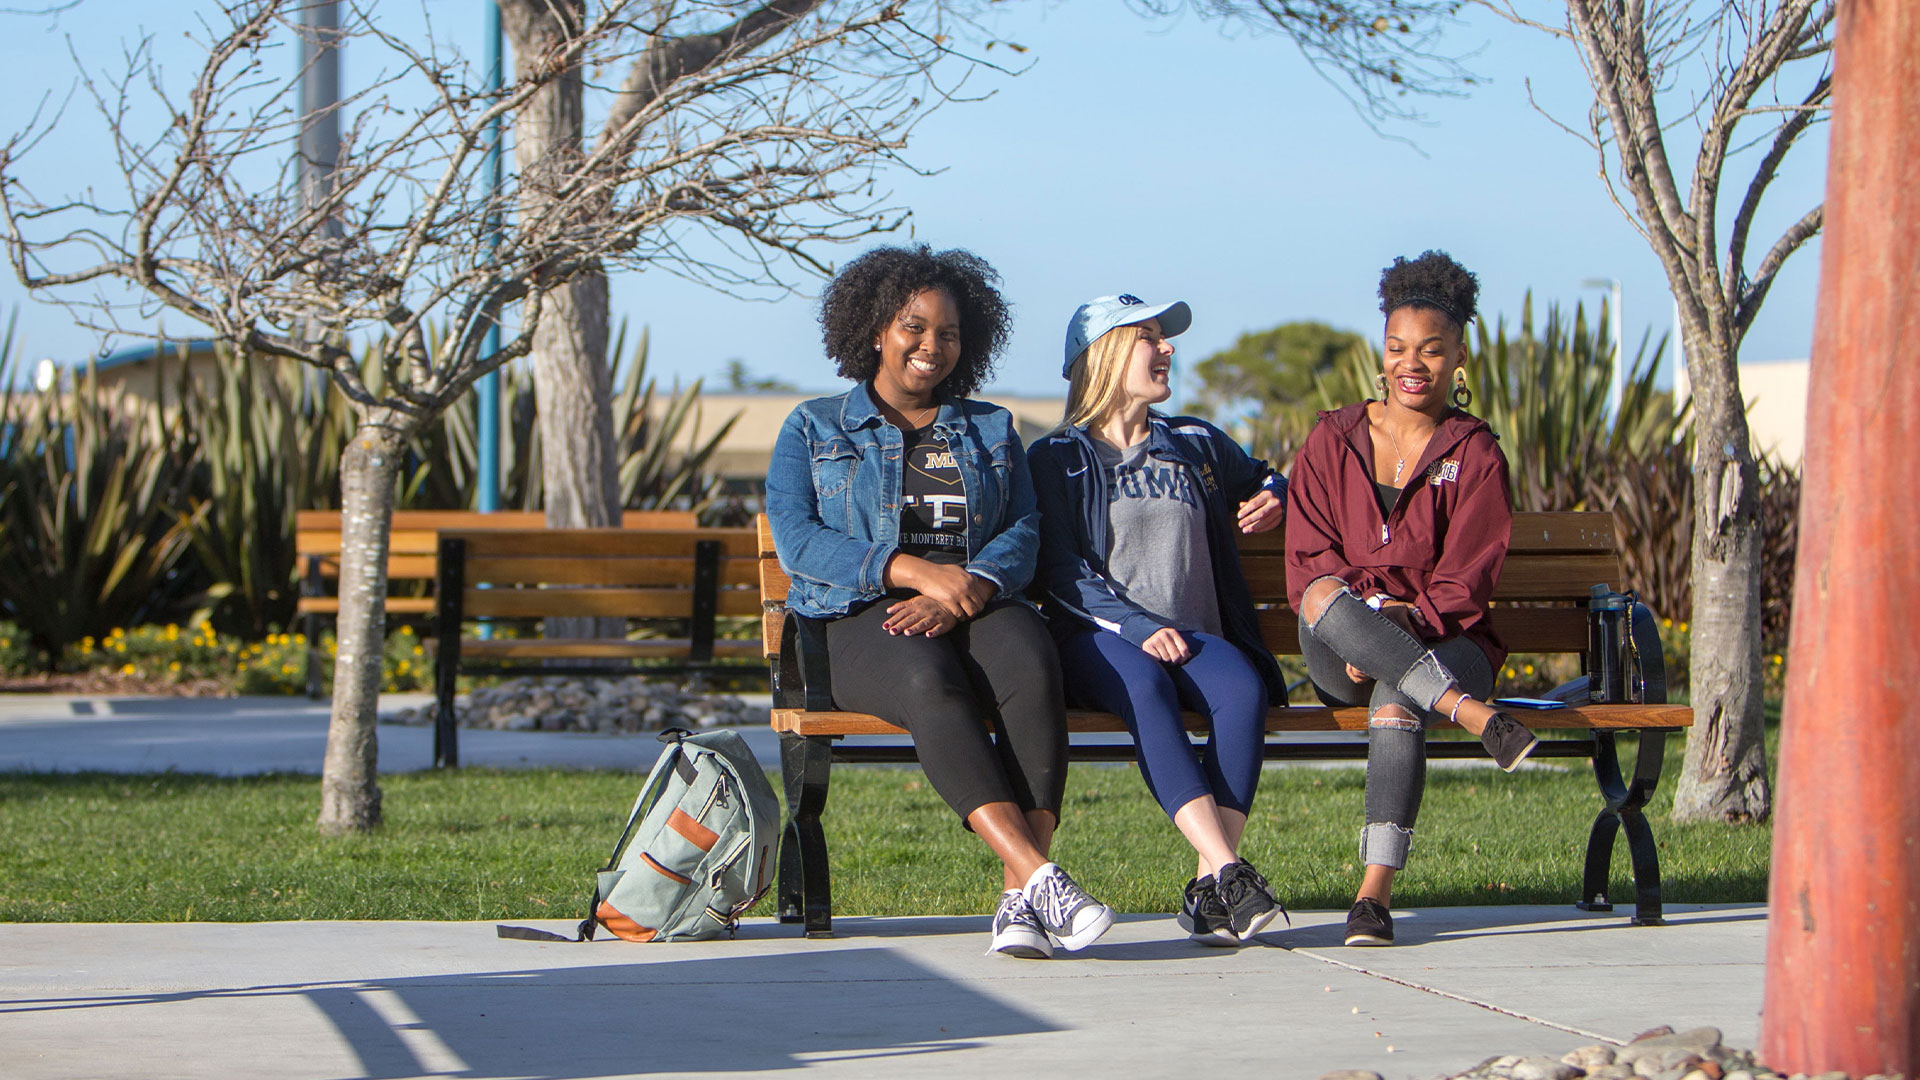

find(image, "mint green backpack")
[499,728,780,943]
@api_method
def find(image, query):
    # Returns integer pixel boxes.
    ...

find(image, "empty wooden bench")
[430,526,763,766]
[756,511,1694,937]
[295,509,695,697]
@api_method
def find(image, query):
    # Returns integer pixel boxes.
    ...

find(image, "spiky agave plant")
[176,341,354,636]
[0,332,201,666]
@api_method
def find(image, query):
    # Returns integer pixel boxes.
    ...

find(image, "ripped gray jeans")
[1297,577,1493,871]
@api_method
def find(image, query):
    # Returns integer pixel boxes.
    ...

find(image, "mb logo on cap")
[1062,293,1194,379]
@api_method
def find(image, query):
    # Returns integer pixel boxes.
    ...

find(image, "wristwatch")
[1365,593,1391,611]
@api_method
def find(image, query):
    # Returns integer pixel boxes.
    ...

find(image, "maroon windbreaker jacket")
[1284,401,1514,670]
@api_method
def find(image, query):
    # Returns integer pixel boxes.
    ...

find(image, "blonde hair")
[1061,324,1145,429]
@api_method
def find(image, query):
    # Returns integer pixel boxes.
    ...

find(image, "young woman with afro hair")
[1284,249,1540,948]
[765,245,1113,959]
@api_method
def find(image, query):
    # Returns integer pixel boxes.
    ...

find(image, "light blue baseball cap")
[1062,293,1193,379]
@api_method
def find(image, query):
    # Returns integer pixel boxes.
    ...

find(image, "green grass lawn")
[0,735,1771,922]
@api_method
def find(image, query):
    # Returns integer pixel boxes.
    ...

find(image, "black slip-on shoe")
[1344,897,1394,946]
[1480,710,1540,772]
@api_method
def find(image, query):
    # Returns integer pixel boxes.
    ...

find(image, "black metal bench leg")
[1577,729,1668,925]
[778,732,835,938]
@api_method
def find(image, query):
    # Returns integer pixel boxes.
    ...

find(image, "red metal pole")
[1762,0,1920,1075]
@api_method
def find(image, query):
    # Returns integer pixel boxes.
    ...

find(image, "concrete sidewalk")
[2,905,1764,1080]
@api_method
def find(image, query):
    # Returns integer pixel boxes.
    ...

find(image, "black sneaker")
[1480,711,1540,772]
[1344,897,1394,946]
[1177,875,1238,946]
[1217,860,1286,939]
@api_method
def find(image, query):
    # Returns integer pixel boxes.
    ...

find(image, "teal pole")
[476,0,504,515]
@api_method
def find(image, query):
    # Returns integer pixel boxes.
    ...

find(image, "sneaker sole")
[990,940,1053,959]
[1050,905,1115,951]
[1235,906,1281,940]
[1343,931,1394,946]
[1190,928,1240,947]
[1498,732,1541,773]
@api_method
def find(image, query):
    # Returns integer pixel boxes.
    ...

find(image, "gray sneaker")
[987,888,1052,959]
[1023,863,1114,951]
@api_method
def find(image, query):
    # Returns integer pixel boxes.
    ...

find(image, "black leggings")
[825,599,1069,824]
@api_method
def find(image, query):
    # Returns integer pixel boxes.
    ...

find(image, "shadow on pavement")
[2,947,1054,1079]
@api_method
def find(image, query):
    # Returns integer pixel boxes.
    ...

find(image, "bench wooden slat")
[441,527,759,558]
[460,587,763,619]
[295,509,699,531]
[771,703,1694,736]
[297,529,446,557]
[463,555,759,588]
[1254,606,1590,654]
[303,555,440,580]
[297,597,437,615]
[454,638,765,660]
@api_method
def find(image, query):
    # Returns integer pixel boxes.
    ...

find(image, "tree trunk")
[531,269,619,527]
[502,0,620,531]
[1671,327,1773,823]
[503,0,623,645]
[317,420,407,835]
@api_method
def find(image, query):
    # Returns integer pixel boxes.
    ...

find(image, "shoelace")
[1030,870,1088,929]
[995,891,1039,929]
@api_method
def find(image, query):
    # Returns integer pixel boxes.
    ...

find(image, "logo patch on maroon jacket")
[1427,459,1461,485]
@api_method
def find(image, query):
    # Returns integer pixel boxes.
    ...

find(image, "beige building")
[1674,358,1810,467]
[681,391,1068,491]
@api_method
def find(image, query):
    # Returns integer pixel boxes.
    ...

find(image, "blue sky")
[0,2,1827,401]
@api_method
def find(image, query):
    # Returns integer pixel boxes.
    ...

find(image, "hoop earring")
[1375,373,1388,399]
[1451,368,1472,409]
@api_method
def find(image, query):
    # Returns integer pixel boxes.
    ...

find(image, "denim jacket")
[765,381,1039,619]
[1027,414,1289,698]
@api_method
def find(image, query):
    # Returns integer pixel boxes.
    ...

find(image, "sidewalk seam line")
[1288,947,1622,1046]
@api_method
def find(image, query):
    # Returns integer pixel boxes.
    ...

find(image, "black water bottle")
[1587,584,1635,704]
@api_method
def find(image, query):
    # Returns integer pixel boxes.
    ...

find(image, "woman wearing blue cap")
[1028,295,1290,945]
[766,246,1114,960]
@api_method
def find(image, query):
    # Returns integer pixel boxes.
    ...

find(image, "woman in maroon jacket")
[1284,250,1539,949]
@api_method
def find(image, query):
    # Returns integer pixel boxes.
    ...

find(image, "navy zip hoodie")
[1028,415,1289,700]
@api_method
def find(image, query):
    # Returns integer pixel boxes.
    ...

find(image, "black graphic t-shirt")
[898,425,969,565]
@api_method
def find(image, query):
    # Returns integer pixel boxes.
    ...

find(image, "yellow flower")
[168,661,181,672]
[1772,655,1784,666]
[412,646,424,657]
[1523,664,1536,676]
[165,624,179,640]
[293,633,307,646]
[191,638,205,648]
[1678,622,1689,633]
[280,664,294,675]
[1661,618,1673,629]
[121,663,136,675]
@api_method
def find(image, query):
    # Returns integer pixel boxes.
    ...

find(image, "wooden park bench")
[429,525,764,766]
[295,509,695,697]
[755,511,1695,938]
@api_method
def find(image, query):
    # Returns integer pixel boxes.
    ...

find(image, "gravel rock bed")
[1319,1027,1903,1080]
[385,675,759,733]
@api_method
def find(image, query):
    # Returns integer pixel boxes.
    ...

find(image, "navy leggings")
[1056,630,1268,819]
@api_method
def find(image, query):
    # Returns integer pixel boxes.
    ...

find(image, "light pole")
[476,1,504,516]
[1582,276,1624,423]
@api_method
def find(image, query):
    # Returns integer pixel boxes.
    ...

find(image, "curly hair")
[818,245,1012,399]
[1377,249,1479,331]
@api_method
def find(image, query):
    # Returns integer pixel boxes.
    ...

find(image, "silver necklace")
[1382,419,1408,484]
